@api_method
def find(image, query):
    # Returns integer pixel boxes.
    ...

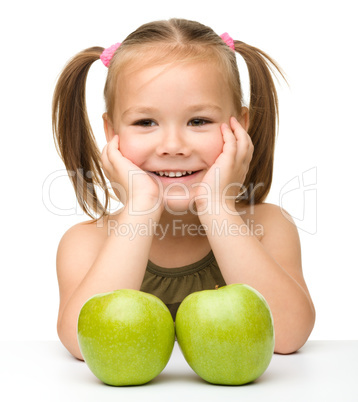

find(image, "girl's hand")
[101,135,163,214]
[195,116,254,213]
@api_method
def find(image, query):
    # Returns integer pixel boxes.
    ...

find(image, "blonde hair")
[52,18,285,219]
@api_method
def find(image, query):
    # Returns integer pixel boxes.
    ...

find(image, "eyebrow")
[121,104,223,118]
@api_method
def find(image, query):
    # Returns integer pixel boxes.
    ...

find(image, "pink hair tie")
[101,34,234,67]
[100,42,121,67]
[220,32,235,51]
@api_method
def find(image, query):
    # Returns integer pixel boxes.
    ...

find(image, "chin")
[163,198,196,216]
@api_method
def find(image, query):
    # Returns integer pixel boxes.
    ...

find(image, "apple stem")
[215,285,219,290]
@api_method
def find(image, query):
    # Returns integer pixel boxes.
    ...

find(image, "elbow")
[274,304,316,355]
[274,331,312,355]
[57,316,84,361]
[274,339,307,355]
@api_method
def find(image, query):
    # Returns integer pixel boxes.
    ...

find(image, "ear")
[239,107,250,131]
[102,113,115,143]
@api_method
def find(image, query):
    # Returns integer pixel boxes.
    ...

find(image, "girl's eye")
[133,119,156,127]
[133,118,211,127]
[188,118,211,127]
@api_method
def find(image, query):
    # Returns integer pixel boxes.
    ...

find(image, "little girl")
[52,18,315,360]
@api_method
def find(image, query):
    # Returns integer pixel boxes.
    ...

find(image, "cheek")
[202,132,224,165]
[118,135,147,165]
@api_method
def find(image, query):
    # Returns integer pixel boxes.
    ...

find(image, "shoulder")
[58,218,106,251]
[56,216,113,304]
[237,202,299,240]
[237,202,303,276]
[253,202,300,246]
[56,216,110,273]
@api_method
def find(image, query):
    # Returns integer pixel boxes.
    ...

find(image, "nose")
[156,127,191,157]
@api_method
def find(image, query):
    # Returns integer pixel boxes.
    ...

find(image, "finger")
[221,123,237,157]
[108,134,119,149]
[230,116,248,141]
[230,117,254,160]
[106,135,122,164]
[230,117,253,151]
[101,135,119,170]
[101,143,109,169]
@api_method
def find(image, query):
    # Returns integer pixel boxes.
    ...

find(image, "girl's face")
[105,60,239,214]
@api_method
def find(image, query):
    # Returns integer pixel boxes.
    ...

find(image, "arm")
[57,135,163,360]
[196,118,315,354]
[57,207,161,360]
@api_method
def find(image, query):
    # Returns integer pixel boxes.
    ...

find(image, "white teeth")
[155,170,195,177]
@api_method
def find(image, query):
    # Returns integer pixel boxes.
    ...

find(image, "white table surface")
[1,340,357,401]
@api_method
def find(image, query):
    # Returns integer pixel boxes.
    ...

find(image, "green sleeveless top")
[140,250,226,321]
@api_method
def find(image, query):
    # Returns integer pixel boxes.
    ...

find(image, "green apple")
[77,289,175,386]
[175,283,274,385]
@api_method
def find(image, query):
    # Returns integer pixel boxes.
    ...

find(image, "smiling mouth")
[151,170,199,177]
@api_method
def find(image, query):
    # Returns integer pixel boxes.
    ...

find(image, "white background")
[0,0,357,342]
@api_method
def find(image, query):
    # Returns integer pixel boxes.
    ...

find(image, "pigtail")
[52,46,109,219]
[234,41,286,204]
